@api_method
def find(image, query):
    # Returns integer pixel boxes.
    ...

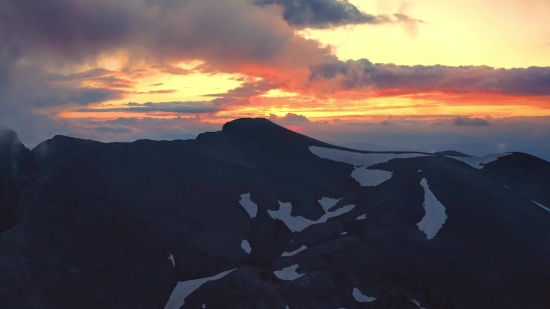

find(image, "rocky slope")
[0,118,549,309]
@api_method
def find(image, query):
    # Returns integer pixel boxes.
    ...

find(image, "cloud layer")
[0,0,549,150]
[309,59,550,97]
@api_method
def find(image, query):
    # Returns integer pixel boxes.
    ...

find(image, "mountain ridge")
[0,118,549,309]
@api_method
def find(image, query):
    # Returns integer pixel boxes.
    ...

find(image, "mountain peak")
[221,117,330,148]
[222,117,284,135]
[0,127,22,147]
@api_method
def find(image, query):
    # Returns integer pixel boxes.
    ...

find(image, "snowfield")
[411,299,426,308]
[318,197,342,212]
[351,167,393,187]
[164,269,236,309]
[352,287,376,302]
[446,153,511,169]
[533,200,550,213]
[417,178,447,239]
[241,240,251,254]
[281,245,307,257]
[310,146,428,167]
[268,201,355,232]
[239,193,258,218]
[273,264,304,281]
[310,146,427,187]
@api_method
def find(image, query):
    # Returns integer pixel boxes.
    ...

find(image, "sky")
[1,0,550,159]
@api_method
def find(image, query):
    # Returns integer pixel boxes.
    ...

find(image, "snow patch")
[202,305,206,308]
[447,153,511,169]
[533,200,550,213]
[239,193,258,218]
[351,167,393,186]
[418,170,422,172]
[318,197,342,212]
[268,201,355,232]
[310,146,427,187]
[310,146,428,167]
[281,245,307,257]
[164,269,236,309]
[341,232,347,235]
[273,264,304,281]
[503,185,510,189]
[241,240,251,254]
[352,287,376,302]
[417,178,447,239]
[411,299,426,309]
[356,214,367,220]
[168,254,175,267]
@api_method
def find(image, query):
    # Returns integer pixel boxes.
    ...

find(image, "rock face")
[0,128,31,234]
[0,118,549,309]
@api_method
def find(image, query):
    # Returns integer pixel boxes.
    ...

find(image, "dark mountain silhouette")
[0,118,549,309]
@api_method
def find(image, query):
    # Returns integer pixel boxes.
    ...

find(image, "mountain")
[0,128,31,233]
[0,118,549,309]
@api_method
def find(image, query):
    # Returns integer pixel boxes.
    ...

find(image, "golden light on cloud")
[38,0,549,132]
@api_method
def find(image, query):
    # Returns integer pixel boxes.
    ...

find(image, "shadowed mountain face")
[0,128,31,234]
[0,118,549,309]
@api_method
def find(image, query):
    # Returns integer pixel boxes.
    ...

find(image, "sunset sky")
[1,0,549,158]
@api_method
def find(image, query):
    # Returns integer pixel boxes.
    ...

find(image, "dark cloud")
[0,0,136,64]
[33,88,123,108]
[0,0,332,74]
[257,0,422,29]
[309,58,550,96]
[0,66,125,110]
[204,80,282,106]
[452,117,491,126]
[74,101,221,114]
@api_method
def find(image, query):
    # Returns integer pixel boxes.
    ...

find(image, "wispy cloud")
[452,117,491,126]
[257,0,423,29]
[74,102,221,114]
[204,80,282,106]
[134,90,177,94]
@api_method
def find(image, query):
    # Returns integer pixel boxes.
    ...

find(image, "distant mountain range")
[1,118,549,309]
